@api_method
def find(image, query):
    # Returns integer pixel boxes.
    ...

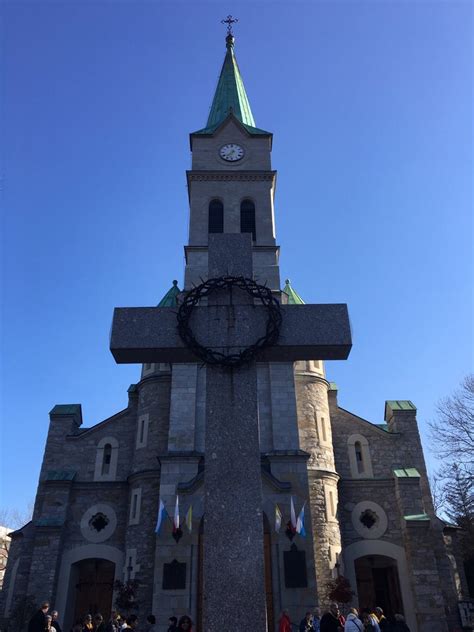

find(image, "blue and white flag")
[296,502,306,537]
[155,499,167,534]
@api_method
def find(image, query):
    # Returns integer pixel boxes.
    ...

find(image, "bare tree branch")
[430,473,448,517]
[429,375,474,477]
[0,500,34,531]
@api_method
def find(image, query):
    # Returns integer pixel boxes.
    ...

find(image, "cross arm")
[110,304,351,364]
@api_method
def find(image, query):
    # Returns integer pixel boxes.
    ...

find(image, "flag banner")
[155,499,167,534]
[296,501,306,536]
[290,495,297,529]
[275,504,282,533]
[174,495,180,529]
[172,495,183,543]
[186,505,193,533]
[285,496,298,541]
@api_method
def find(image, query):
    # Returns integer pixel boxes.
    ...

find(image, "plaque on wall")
[162,559,186,590]
[284,543,308,588]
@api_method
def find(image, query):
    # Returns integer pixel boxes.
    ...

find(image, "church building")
[1,26,470,632]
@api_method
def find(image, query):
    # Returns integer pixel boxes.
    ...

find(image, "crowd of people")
[279,603,411,632]
[27,603,194,632]
[27,600,411,632]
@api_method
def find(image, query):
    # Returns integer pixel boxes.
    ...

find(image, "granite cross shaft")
[110,234,351,632]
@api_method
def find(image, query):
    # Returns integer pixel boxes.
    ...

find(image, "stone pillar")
[125,369,171,612]
[394,474,447,632]
[24,406,80,604]
[294,362,342,602]
[26,525,64,604]
[385,402,434,514]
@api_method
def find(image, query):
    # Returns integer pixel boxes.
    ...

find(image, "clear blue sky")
[1,1,472,515]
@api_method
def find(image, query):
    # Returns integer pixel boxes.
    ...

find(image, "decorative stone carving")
[351,501,387,539]
[80,504,117,543]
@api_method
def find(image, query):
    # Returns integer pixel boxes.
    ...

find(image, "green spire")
[158,280,181,307]
[206,33,256,130]
[282,279,305,305]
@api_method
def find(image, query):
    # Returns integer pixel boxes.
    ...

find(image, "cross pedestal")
[110,234,352,632]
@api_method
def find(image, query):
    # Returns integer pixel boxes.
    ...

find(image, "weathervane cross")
[221,14,238,35]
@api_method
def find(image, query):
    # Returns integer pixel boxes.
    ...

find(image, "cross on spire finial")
[221,14,238,35]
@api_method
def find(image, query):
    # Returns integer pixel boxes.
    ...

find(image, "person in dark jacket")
[321,604,343,632]
[374,608,390,632]
[51,610,62,632]
[105,611,120,632]
[122,615,139,630]
[28,602,50,632]
[391,614,410,632]
[94,614,106,632]
[300,612,316,632]
[177,615,193,632]
[167,617,178,632]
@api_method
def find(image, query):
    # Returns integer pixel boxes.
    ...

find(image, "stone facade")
[1,363,470,632]
[1,35,471,632]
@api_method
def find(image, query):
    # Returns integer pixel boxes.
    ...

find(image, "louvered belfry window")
[208,199,224,233]
[240,199,256,241]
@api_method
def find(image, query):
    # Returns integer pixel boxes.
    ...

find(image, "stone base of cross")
[110,234,351,632]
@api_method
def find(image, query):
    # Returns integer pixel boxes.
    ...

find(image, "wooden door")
[73,559,114,623]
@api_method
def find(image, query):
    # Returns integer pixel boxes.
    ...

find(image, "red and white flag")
[173,495,180,530]
[290,496,297,530]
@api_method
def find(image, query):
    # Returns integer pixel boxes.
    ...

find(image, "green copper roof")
[404,513,430,522]
[207,34,255,129]
[393,467,421,478]
[50,404,82,416]
[282,279,305,305]
[158,280,181,307]
[386,400,417,411]
[46,470,76,481]
[192,35,271,138]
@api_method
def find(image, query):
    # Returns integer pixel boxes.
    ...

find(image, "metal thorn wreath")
[176,276,282,368]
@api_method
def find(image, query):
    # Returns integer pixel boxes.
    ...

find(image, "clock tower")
[184,31,281,292]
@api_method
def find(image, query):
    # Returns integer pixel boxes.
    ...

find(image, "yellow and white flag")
[186,505,193,533]
[275,504,282,533]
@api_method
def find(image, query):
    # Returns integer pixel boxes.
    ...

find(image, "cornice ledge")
[187,170,276,182]
[264,449,311,462]
[307,468,340,482]
[157,451,204,463]
[127,469,161,484]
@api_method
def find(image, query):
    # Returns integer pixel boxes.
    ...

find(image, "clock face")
[219,143,245,162]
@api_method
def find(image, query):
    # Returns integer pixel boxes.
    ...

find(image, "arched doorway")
[71,558,115,624]
[197,515,275,631]
[355,555,403,616]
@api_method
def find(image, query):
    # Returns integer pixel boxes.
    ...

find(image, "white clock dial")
[219,143,245,162]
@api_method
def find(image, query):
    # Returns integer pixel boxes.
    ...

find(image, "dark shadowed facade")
[1,31,471,632]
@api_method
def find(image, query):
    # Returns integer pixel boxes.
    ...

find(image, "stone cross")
[110,233,351,632]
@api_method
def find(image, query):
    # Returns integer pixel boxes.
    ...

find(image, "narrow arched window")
[240,199,256,241]
[102,444,112,475]
[354,441,364,474]
[208,200,223,233]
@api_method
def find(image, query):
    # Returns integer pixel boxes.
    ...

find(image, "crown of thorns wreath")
[177,276,282,368]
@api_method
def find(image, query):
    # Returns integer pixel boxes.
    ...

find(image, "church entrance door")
[354,555,403,616]
[197,516,275,632]
[71,558,115,623]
